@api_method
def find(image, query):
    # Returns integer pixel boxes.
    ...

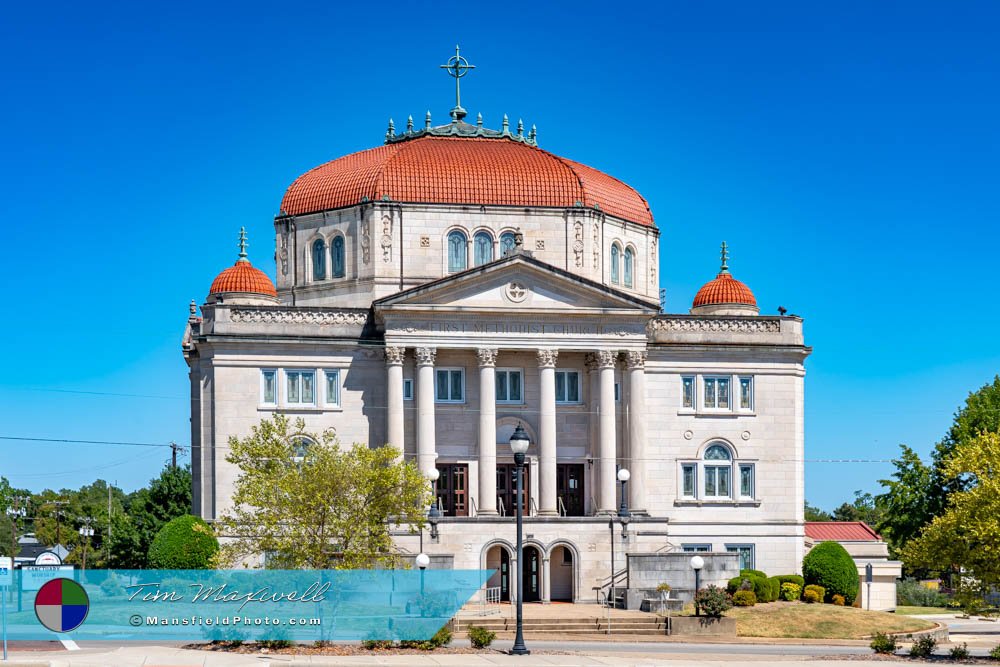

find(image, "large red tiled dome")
[280,135,654,227]
[209,260,277,297]
[693,272,756,308]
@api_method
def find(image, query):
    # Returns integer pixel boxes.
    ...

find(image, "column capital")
[384,346,406,365]
[594,350,618,369]
[476,347,498,367]
[625,350,647,370]
[536,349,559,368]
[415,347,437,366]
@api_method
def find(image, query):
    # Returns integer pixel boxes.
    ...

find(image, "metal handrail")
[469,496,477,517]
[529,497,538,517]
[589,495,598,516]
[497,496,506,517]
[557,496,567,517]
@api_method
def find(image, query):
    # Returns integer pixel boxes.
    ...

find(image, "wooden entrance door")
[522,546,541,602]
[434,464,468,517]
[556,463,585,516]
[496,464,530,517]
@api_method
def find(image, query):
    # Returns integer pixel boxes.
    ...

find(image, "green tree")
[804,501,832,522]
[903,432,1000,594]
[874,446,933,552]
[106,465,192,568]
[148,515,218,569]
[215,415,429,569]
[831,490,882,526]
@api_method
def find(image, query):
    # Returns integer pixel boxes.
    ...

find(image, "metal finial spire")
[439,45,475,122]
[502,113,509,135]
[425,110,432,129]
[238,227,249,262]
[720,241,730,273]
[406,115,413,132]
[517,119,524,136]
[476,112,483,128]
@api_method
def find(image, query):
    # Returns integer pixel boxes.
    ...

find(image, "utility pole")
[170,441,179,469]
[49,501,69,548]
[77,518,94,570]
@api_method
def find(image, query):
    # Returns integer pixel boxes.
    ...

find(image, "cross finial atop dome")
[720,241,730,274]
[238,227,249,263]
[440,45,475,122]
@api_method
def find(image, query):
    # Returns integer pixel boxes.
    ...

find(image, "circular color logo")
[35,578,89,633]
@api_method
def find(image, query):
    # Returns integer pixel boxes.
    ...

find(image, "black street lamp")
[609,468,631,608]
[427,468,441,540]
[416,552,429,598]
[690,555,704,616]
[509,423,530,656]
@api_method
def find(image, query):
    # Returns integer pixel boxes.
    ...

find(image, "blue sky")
[2,1,998,510]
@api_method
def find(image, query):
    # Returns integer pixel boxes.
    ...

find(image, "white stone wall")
[275,203,660,308]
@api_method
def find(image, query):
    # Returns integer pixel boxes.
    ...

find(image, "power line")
[0,436,177,448]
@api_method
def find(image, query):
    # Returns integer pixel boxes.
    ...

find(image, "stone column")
[597,350,618,514]
[626,350,648,514]
[477,348,498,516]
[541,555,552,604]
[415,347,437,476]
[385,346,405,462]
[537,349,559,516]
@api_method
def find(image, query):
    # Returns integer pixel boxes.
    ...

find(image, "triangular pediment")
[374,253,659,315]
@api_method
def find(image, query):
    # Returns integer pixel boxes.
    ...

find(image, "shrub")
[802,542,858,605]
[732,590,757,607]
[258,639,293,649]
[727,576,753,594]
[741,568,768,579]
[399,626,453,651]
[777,574,805,589]
[949,642,970,659]
[989,645,1000,660]
[803,589,821,604]
[804,584,826,601]
[467,625,496,649]
[656,582,672,594]
[908,634,937,658]
[147,515,219,569]
[781,583,801,601]
[870,631,898,654]
[896,577,949,607]
[831,594,846,606]
[767,577,781,603]
[694,585,733,618]
[362,639,393,650]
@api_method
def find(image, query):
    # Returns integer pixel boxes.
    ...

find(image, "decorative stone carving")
[381,215,393,262]
[279,230,289,275]
[592,223,600,268]
[229,308,367,326]
[683,430,694,440]
[361,220,371,264]
[505,282,528,302]
[536,349,559,368]
[535,239,545,251]
[584,352,599,373]
[649,237,657,288]
[415,347,437,366]
[420,236,430,248]
[573,221,584,267]
[476,348,498,367]
[384,346,405,365]
[741,430,751,441]
[625,350,647,369]
[595,350,617,368]
[648,317,781,334]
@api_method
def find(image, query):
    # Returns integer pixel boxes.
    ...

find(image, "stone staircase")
[453,615,667,636]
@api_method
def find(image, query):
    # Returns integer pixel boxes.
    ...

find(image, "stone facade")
[185,159,810,605]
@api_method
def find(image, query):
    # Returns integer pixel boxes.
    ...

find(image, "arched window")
[500,232,517,257]
[623,247,634,288]
[311,239,326,281]
[610,244,621,284]
[474,232,494,266]
[332,236,345,278]
[290,436,315,464]
[704,443,732,498]
[448,230,468,272]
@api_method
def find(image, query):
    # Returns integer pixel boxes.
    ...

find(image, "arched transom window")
[610,243,621,284]
[332,236,345,278]
[500,232,516,257]
[474,231,494,266]
[311,239,326,281]
[679,442,756,501]
[623,247,634,288]
[448,230,468,272]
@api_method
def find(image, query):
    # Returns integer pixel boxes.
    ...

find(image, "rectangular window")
[324,369,340,407]
[614,382,621,402]
[286,370,315,406]
[261,369,276,405]
[496,369,523,403]
[705,465,731,498]
[403,378,413,400]
[555,371,581,403]
[681,376,694,409]
[704,376,731,409]
[739,464,755,498]
[435,369,465,402]
[739,376,753,410]
[727,544,755,571]
[682,544,711,552]
[682,464,696,497]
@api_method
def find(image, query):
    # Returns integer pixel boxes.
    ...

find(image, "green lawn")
[725,601,936,639]
[894,605,951,616]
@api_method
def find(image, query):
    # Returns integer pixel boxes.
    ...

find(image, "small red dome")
[209,260,277,297]
[693,272,756,308]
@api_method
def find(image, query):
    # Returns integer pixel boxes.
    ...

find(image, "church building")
[183,51,810,604]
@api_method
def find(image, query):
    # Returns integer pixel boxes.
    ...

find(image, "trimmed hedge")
[802,542,859,604]
[776,574,805,589]
[767,577,781,602]
[781,582,801,601]
[148,515,219,569]
[733,590,757,607]
[804,584,826,601]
